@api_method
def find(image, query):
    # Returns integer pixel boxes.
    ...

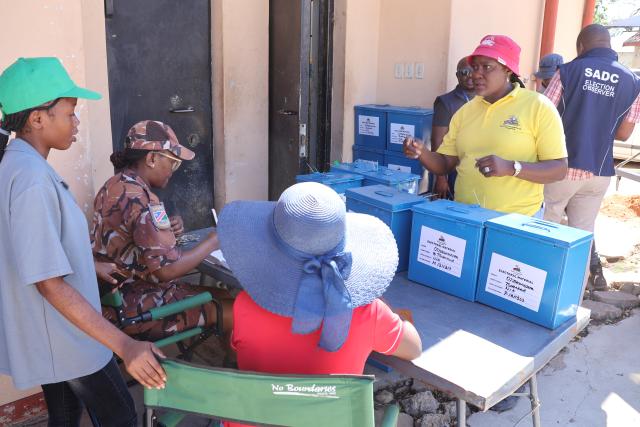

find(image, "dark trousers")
[41,357,136,427]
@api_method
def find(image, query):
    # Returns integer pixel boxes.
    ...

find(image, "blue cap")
[535,53,564,80]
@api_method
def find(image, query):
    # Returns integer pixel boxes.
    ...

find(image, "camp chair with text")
[144,359,400,427]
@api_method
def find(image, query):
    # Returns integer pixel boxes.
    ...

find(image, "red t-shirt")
[225,291,404,427]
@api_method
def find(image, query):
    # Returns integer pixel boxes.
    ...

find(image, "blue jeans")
[41,357,136,427]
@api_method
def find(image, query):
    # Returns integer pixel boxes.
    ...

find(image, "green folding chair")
[144,359,400,427]
[101,290,222,358]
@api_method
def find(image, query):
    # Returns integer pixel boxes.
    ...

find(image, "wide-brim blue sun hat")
[218,182,398,351]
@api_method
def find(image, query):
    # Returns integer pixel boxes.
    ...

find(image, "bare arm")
[430,126,448,152]
[615,121,636,142]
[475,156,568,184]
[403,136,458,175]
[430,126,453,198]
[391,321,422,360]
[154,232,219,282]
[36,277,166,388]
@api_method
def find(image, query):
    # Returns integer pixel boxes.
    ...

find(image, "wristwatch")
[512,160,522,177]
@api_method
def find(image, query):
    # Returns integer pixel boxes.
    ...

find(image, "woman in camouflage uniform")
[91,120,232,340]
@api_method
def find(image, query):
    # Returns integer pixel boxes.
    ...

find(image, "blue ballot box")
[384,150,423,175]
[358,166,421,194]
[408,200,504,301]
[346,185,426,272]
[476,214,593,329]
[353,145,385,165]
[330,160,379,175]
[295,172,363,195]
[354,104,388,150]
[385,107,433,152]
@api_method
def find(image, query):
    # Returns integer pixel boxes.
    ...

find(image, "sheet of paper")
[416,226,466,278]
[358,115,379,136]
[389,122,415,145]
[484,252,547,312]
[209,249,229,269]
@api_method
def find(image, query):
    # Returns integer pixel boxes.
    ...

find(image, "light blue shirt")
[0,139,111,389]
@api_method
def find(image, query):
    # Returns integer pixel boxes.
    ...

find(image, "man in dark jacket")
[544,24,640,290]
[429,57,475,199]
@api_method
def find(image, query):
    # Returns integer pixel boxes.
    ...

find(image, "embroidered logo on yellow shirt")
[149,203,171,230]
[500,115,521,131]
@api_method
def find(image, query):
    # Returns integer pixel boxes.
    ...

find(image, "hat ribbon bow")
[272,225,353,352]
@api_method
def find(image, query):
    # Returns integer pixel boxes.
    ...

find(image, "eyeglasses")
[456,68,473,77]
[470,63,499,75]
[154,151,182,172]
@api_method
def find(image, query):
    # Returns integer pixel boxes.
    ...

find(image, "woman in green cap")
[0,57,166,426]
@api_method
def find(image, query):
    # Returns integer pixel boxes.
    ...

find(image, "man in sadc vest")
[543,24,640,291]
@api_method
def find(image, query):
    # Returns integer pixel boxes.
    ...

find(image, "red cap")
[469,35,521,76]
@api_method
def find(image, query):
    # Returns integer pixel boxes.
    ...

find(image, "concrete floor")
[468,310,640,427]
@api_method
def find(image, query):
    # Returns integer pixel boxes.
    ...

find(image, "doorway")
[268,0,334,200]
[105,0,214,231]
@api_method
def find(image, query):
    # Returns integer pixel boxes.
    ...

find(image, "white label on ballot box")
[358,115,379,136]
[389,123,415,145]
[387,163,412,173]
[485,252,547,312]
[417,226,466,278]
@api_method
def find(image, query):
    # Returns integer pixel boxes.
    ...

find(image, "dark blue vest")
[558,48,640,176]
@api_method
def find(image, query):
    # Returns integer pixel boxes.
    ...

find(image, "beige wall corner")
[376,0,451,108]
[0,0,106,218]
[446,0,545,91]
[341,0,382,162]
[554,0,585,63]
[81,0,114,199]
[213,0,269,206]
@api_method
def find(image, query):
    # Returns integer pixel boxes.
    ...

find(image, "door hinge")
[299,123,308,158]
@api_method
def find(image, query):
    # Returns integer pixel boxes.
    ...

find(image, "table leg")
[457,398,466,427]
[529,375,541,427]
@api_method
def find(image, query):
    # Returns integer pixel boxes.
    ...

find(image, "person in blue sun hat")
[217,182,421,427]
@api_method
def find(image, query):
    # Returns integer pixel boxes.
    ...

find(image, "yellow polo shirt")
[438,85,567,215]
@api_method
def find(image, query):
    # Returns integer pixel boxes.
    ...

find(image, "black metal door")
[105,0,213,231]
[269,0,310,200]
[269,0,333,200]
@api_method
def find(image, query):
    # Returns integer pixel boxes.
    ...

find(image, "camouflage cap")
[125,120,195,160]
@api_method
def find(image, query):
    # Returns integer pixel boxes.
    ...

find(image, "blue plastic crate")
[295,172,364,194]
[354,105,388,150]
[346,185,426,272]
[476,214,593,329]
[359,166,421,194]
[408,200,504,301]
[384,150,423,175]
[386,107,433,152]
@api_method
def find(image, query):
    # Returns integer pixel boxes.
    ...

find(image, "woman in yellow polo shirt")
[405,35,567,216]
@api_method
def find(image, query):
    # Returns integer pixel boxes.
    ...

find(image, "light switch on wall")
[405,62,414,79]
[394,63,404,79]
[415,62,425,79]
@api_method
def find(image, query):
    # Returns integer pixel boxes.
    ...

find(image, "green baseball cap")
[0,57,101,115]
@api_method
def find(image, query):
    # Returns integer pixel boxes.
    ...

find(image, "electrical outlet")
[405,62,414,79]
[394,63,404,79]
[415,62,425,79]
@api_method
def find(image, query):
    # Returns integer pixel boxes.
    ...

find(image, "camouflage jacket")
[91,168,180,283]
